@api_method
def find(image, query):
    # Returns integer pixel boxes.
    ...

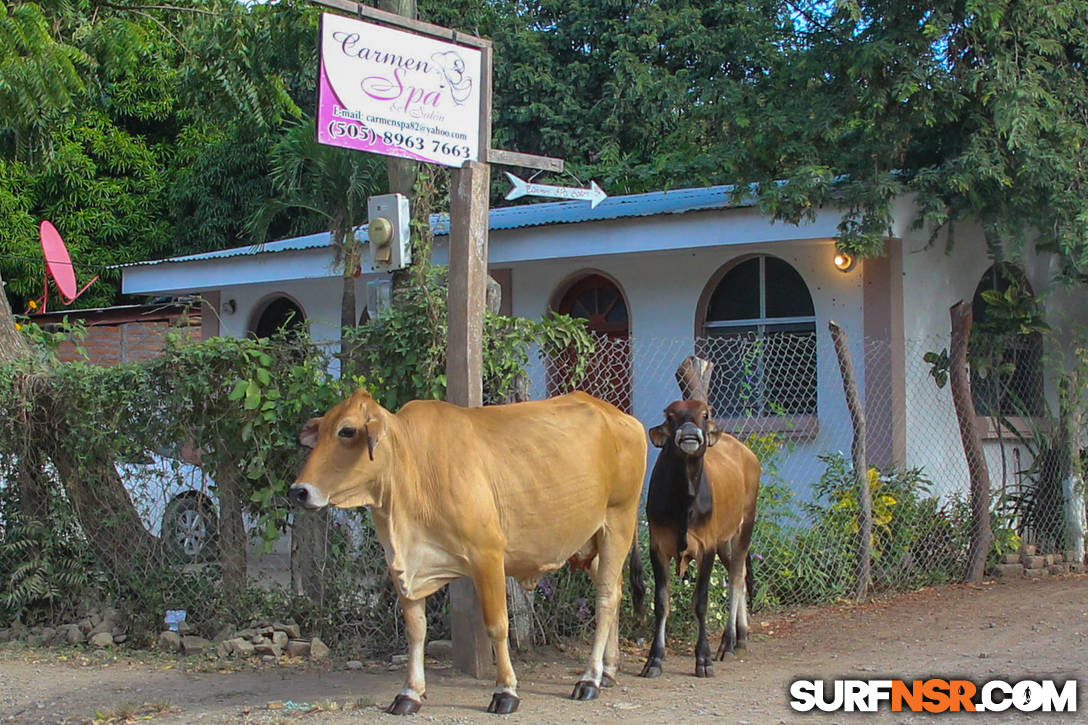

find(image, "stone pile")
[989,544,1086,579]
[157,620,330,663]
[0,607,126,648]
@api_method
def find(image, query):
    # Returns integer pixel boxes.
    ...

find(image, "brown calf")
[636,399,760,678]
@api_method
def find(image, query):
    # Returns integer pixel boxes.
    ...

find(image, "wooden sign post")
[446,159,493,676]
[311,0,564,678]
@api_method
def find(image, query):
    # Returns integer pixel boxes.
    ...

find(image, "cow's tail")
[628,534,646,623]
[745,550,756,610]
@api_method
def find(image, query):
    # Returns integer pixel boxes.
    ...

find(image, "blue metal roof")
[121,184,749,269]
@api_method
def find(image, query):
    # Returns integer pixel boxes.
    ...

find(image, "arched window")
[971,263,1043,416]
[250,295,306,339]
[557,273,629,336]
[550,273,632,412]
[700,255,817,418]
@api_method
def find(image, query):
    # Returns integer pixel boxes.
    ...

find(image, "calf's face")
[649,400,721,457]
[289,389,389,510]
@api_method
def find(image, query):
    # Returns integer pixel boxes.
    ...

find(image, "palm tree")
[248,116,387,336]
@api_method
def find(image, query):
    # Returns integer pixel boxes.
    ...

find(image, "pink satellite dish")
[30,220,98,313]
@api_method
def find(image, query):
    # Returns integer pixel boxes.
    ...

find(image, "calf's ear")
[705,418,723,447]
[649,423,671,448]
[299,417,323,449]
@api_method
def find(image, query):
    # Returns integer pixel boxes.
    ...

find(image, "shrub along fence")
[0,275,594,655]
[1,283,1085,656]
[534,326,1087,623]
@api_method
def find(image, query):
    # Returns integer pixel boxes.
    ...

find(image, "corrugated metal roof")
[121,184,748,269]
[120,230,339,268]
[488,183,748,231]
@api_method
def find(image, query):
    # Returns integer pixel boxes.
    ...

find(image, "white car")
[119,456,360,566]
[118,454,220,563]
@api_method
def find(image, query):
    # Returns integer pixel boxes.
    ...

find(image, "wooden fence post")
[949,301,993,582]
[829,321,872,600]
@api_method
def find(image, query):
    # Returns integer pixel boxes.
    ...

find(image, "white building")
[121,186,1088,503]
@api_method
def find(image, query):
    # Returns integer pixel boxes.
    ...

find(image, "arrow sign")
[504,173,607,208]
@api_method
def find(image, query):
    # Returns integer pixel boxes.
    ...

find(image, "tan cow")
[289,389,647,715]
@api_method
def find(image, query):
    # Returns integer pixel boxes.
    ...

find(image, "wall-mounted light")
[833,252,856,273]
[221,298,237,315]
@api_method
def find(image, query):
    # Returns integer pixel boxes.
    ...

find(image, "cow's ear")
[649,423,670,448]
[363,416,386,461]
[705,418,723,447]
[299,417,323,449]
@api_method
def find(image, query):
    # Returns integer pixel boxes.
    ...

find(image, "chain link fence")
[532,329,1086,609]
[0,323,1084,655]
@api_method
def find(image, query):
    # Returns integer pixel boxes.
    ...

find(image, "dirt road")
[2,574,1085,724]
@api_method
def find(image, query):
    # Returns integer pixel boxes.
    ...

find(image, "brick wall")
[34,303,202,366]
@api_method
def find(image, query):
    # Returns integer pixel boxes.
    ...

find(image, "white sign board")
[317,13,482,167]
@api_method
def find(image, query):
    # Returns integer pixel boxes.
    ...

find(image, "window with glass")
[971,263,1044,417]
[701,256,817,417]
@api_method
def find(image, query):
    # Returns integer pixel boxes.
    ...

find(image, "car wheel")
[162,495,218,563]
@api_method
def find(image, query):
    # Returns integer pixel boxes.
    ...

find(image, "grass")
[92,701,176,723]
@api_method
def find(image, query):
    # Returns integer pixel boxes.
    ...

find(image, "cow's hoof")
[601,672,618,688]
[695,662,714,678]
[486,692,520,714]
[571,680,600,700]
[715,647,736,661]
[639,660,663,678]
[386,694,422,715]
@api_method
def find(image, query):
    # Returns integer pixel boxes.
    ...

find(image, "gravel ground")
[1,574,1085,724]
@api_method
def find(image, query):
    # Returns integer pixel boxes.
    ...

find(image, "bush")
[343,266,594,408]
[748,448,971,609]
[0,272,595,653]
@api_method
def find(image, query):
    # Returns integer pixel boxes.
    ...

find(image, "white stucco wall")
[894,198,1088,500]
[122,206,872,502]
[193,275,376,348]
[505,237,865,500]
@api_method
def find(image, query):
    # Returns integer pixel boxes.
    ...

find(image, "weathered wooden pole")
[829,321,872,600]
[445,160,493,676]
[949,301,993,582]
[377,0,417,200]
[442,1,495,673]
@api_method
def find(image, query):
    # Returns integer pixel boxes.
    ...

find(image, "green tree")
[424,0,791,195]
[712,0,1088,274]
[424,0,1088,276]
[0,0,319,587]
[0,0,318,308]
[0,2,90,161]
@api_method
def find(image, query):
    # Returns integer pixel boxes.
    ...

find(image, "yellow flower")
[27,299,37,310]
[14,323,21,331]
